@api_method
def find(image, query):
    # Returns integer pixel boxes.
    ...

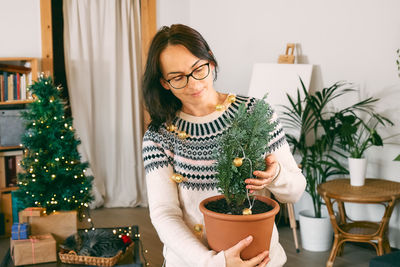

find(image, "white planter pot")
[299,209,333,252]
[348,157,367,186]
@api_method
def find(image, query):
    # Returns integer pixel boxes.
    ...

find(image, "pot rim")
[199,194,280,222]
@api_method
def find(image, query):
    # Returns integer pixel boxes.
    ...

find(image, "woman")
[142,24,306,267]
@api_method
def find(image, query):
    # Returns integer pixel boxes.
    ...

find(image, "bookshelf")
[0,57,38,151]
[0,57,38,104]
[0,58,35,235]
[0,149,23,236]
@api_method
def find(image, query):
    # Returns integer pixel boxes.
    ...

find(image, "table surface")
[318,178,400,203]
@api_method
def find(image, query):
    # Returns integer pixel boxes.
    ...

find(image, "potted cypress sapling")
[199,97,280,259]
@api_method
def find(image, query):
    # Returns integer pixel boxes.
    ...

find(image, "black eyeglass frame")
[163,63,210,89]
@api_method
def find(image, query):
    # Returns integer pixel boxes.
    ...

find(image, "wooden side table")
[317,178,400,267]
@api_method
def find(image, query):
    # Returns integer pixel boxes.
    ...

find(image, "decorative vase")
[199,195,280,260]
[348,157,367,186]
[299,209,333,251]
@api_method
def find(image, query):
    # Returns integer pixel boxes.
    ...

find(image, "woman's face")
[159,44,215,106]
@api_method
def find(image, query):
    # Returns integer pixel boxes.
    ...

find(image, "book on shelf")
[0,60,34,102]
[0,150,23,189]
[8,74,13,100]
[5,156,17,187]
[0,72,31,102]
[0,74,3,101]
[3,71,8,101]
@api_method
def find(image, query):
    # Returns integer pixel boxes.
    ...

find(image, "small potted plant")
[199,97,280,260]
[336,112,394,186]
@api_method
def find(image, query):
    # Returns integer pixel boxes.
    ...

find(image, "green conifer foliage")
[214,98,276,215]
[15,76,93,212]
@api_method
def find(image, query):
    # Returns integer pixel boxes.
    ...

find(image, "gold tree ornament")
[242,208,252,215]
[228,95,236,103]
[178,131,189,139]
[215,104,225,111]
[233,157,244,167]
[194,224,203,233]
[166,125,176,132]
[170,173,184,183]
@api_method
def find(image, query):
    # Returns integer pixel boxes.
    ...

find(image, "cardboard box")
[11,234,57,266]
[19,207,46,218]
[19,210,77,244]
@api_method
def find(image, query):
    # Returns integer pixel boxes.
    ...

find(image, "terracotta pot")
[199,195,280,259]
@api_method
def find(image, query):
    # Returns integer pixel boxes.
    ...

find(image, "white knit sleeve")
[142,133,225,267]
[266,111,306,203]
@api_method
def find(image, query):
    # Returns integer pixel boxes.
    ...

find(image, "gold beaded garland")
[228,94,236,103]
[170,173,184,183]
[166,125,176,132]
[177,131,189,139]
[242,208,252,215]
[233,157,243,167]
[215,94,236,111]
[194,224,203,233]
[215,104,225,111]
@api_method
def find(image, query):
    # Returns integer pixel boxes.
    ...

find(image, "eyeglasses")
[164,63,210,89]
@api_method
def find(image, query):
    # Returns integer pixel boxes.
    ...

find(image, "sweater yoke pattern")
[142,95,287,191]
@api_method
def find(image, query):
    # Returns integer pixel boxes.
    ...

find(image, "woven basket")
[59,242,134,266]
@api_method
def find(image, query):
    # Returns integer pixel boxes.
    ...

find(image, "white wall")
[0,0,41,57]
[158,0,400,248]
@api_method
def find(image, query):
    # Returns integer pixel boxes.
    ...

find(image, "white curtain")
[63,0,147,207]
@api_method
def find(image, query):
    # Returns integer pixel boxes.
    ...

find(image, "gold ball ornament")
[233,157,243,167]
[194,224,203,233]
[178,131,189,139]
[170,173,184,183]
[215,104,225,111]
[242,208,252,215]
[228,95,236,103]
[166,125,176,132]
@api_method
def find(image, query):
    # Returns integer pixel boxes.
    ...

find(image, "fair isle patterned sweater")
[142,95,306,267]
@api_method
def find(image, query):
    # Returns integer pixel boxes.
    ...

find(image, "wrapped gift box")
[11,223,30,240]
[11,234,57,266]
[19,207,46,221]
[19,210,77,244]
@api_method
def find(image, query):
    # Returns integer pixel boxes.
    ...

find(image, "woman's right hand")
[224,236,270,267]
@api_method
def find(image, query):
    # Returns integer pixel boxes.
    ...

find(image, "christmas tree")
[214,97,276,215]
[15,75,93,212]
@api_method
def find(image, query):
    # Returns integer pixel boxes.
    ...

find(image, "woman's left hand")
[245,154,278,193]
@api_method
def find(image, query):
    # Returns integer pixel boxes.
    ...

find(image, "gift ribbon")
[17,224,21,240]
[29,237,40,264]
[25,207,43,217]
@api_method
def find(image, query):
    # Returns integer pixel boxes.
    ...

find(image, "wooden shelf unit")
[0,57,39,105]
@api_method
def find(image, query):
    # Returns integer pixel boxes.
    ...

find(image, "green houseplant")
[336,107,393,159]
[336,106,395,186]
[280,79,394,251]
[281,79,386,218]
[199,97,280,259]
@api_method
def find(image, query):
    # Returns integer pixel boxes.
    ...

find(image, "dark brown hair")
[142,24,218,128]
